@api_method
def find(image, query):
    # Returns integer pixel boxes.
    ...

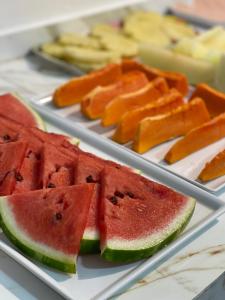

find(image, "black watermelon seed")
[126,191,134,199]
[55,212,62,220]
[86,175,94,183]
[109,196,118,205]
[15,172,23,182]
[114,191,124,198]
[3,134,10,141]
[47,182,56,188]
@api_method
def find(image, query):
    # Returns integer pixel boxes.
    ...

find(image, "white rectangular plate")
[1,111,224,299]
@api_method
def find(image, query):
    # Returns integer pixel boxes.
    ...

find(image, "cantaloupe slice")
[53,63,121,107]
[190,83,225,117]
[121,59,188,96]
[133,98,210,154]
[165,112,225,164]
[81,71,149,119]
[113,89,184,144]
[102,77,169,127]
[199,149,225,181]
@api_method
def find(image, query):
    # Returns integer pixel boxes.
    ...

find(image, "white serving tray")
[0,120,225,300]
[32,95,225,194]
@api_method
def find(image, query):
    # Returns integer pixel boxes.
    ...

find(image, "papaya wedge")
[113,89,184,144]
[53,63,121,107]
[199,149,225,182]
[121,59,188,96]
[190,83,225,117]
[81,71,149,119]
[102,77,169,126]
[165,112,225,164]
[133,98,210,154]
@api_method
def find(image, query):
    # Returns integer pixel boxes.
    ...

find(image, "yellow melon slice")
[199,149,225,181]
[165,112,225,164]
[81,71,149,120]
[101,77,169,127]
[113,89,184,144]
[133,98,210,154]
[53,63,121,107]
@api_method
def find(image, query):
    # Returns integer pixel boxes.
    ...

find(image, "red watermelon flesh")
[0,93,40,128]
[41,143,78,188]
[0,184,96,273]
[0,141,28,195]
[100,165,195,262]
[0,115,21,144]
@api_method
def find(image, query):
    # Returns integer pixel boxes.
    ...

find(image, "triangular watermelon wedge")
[0,141,28,196]
[0,184,96,273]
[100,166,195,263]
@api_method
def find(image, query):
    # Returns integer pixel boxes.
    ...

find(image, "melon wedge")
[165,112,225,164]
[121,59,188,96]
[100,165,195,263]
[199,149,225,181]
[190,83,225,117]
[0,93,45,130]
[113,89,184,144]
[102,77,169,126]
[0,141,28,196]
[0,185,95,273]
[133,98,210,154]
[81,71,149,119]
[53,63,122,107]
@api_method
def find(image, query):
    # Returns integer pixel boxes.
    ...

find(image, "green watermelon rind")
[13,92,46,131]
[80,229,100,254]
[101,197,195,263]
[0,197,76,273]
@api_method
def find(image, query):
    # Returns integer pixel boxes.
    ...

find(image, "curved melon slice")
[199,149,225,181]
[165,112,225,164]
[102,77,169,126]
[0,185,95,273]
[81,71,149,120]
[53,63,122,107]
[133,98,210,154]
[113,89,184,144]
[121,59,188,96]
[100,166,195,263]
[0,93,45,130]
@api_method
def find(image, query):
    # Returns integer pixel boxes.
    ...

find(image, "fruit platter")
[31,58,225,193]
[0,92,224,300]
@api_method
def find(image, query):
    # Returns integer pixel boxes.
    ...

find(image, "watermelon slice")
[100,166,195,263]
[0,93,45,130]
[0,184,96,273]
[41,143,79,188]
[0,141,28,196]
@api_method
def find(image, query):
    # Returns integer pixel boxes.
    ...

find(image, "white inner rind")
[83,228,99,240]
[104,197,195,251]
[0,197,76,265]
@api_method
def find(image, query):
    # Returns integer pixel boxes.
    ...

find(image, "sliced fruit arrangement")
[41,10,195,72]
[0,92,195,273]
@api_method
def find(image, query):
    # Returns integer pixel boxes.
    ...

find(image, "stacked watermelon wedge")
[0,93,196,274]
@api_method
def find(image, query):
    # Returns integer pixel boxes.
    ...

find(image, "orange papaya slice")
[121,59,188,96]
[190,83,225,117]
[102,77,169,127]
[81,71,149,119]
[113,89,184,144]
[53,63,122,107]
[199,149,225,182]
[165,112,225,164]
[133,98,210,154]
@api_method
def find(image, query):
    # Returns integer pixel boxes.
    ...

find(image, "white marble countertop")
[1,56,225,300]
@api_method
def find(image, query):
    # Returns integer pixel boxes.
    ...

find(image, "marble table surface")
[1,57,225,300]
